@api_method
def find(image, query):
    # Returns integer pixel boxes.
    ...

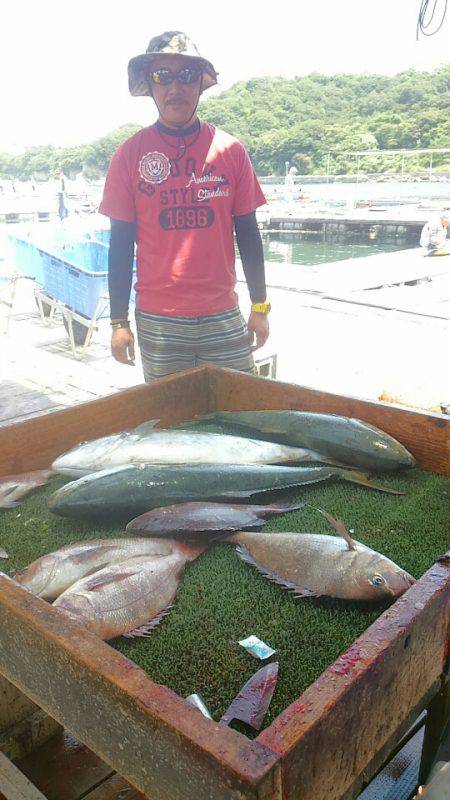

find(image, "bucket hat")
[128,31,218,97]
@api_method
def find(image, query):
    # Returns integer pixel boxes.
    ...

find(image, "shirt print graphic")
[139,156,230,232]
[139,152,171,184]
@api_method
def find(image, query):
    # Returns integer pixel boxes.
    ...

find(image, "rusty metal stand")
[33,286,108,357]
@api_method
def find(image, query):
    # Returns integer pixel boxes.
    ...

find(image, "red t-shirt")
[99,122,266,316]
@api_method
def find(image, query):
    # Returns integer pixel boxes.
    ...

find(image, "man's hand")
[247,311,269,351]
[111,327,135,365]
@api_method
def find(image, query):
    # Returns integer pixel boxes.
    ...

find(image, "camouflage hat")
[128,31,218,97]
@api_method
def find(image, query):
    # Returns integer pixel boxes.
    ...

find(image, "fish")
[53,540,203,640]
[48,463,403,521]
[13,537,176,600]
[0,469,54,508]
[191,411,416,472]
[51,419,332,477]
[126,500,306,536]
[226,524,415,602]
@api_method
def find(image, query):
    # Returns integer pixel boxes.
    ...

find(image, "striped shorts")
[135,306,255,383]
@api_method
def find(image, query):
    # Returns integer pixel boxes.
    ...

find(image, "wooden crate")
[0,366,449,800]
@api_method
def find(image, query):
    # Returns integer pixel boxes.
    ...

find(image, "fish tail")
[0,498,20,508]
[338,469,405,495]
[171,540,206,560]
[221,531,242,543]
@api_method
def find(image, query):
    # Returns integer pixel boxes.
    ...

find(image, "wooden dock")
[1,246,449,426]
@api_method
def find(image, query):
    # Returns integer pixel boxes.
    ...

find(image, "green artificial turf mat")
[1,463,449,733]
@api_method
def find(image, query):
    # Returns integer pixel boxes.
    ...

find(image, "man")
[419,212,450,255]
[99,31,270,382]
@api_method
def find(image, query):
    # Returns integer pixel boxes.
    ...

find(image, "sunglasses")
[150,67,202,86]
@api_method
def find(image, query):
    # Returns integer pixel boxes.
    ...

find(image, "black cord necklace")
[156,120,202,162]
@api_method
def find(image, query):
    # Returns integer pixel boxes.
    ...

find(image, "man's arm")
[234,211,269,351]
[108,218,136,365]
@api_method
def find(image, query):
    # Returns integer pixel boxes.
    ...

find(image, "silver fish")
[53,540,203,640]
[51,419,330,477]
[13,537,175,600]
[227,524,415,601]
[0,469,53,508]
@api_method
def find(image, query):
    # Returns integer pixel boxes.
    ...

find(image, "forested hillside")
[200,66,450,174]
[1,66,449,180]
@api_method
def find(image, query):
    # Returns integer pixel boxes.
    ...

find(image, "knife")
[219,662,279,730]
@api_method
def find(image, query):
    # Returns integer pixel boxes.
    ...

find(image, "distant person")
[99,30,269,381]
[419,212,450,255]
[57,173,69,221]
[57,191,69,221]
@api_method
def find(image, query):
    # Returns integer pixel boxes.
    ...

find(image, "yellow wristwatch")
[251,301,271,314]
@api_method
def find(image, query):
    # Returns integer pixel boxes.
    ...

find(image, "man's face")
[150,54,202,128]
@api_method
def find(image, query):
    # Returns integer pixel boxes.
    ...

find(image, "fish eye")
[370,574,386,588]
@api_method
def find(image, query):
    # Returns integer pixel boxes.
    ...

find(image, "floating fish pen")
[265,216,422,245]
[0,367,449,800]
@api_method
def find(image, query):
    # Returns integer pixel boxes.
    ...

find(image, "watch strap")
[251,301,271,314]
[111,320,131,330]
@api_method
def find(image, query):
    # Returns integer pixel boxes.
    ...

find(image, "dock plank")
[0,751,48,800]
[13,731,114,800]
[83,774,146,799]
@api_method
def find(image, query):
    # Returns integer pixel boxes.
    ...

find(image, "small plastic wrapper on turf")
[238,635,276,660]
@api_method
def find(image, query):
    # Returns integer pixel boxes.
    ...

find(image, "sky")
[0,0,449,151]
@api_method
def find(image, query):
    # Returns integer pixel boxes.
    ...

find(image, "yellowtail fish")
[49,464,403,521]
[192,411,416,472]
[51,419,334,477]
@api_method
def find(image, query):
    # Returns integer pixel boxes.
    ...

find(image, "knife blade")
[219,661,279,730]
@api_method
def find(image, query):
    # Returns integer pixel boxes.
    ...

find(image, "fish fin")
[338,469,405,495]
[216,489,265,499]
[309,507,357,551]
[0,500,20,509]
[87,570,142,591]
[71,546,117,565]
[0,548,9,559]
[292,585,320,598]
[132,419,161,436]
[266,501,306,514]
[122,606,173,638]
[235,544,320,598]
[305,451,350,468]
[218,484,300,500]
